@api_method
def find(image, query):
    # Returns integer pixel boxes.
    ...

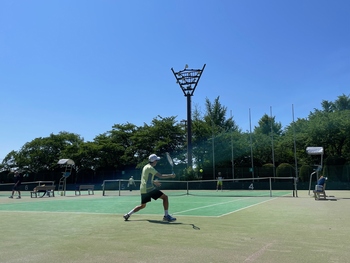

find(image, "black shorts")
[141,189,164,204]
[13,184,21,190]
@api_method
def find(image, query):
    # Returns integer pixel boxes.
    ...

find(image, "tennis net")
[102,177,297,197]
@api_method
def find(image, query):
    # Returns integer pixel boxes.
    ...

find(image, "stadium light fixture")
[171,64,206,168]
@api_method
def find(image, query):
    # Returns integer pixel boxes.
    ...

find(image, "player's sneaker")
[123,214,130,221]
[163,215,176,222]
[8,196,13,198]
[16,196,21,199]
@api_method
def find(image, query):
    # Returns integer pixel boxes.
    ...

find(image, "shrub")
[299,165,313,182]
[276,163,294,177]
[260,163,274,177]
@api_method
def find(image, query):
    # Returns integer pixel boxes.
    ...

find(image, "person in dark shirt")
[315,175,326,192]
[317,176,326,186]
[9,171,23,199]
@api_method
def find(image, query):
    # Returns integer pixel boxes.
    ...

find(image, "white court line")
[219,198,277,217]
[173,197,257,215]
[173,198,247,215]
[172,197,276,217]
[245,241,275,262]
[0,210,116,215]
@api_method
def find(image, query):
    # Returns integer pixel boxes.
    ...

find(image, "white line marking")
[219,198,277,217]
[172,197,275,216]
[173,198,247,215]
[245,242,274,262]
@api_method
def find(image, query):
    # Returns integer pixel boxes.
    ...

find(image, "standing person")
[216,172,223,191]
[9,171,23,199]
[123,154,177,222]
[127,176,136,191]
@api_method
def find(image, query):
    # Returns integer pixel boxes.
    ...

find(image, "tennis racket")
[166,152,174,175]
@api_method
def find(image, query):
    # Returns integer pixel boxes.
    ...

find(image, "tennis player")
[127,176,136,191]
[123,153,177,222]
[216,172,223,191]
[9,171,22,199]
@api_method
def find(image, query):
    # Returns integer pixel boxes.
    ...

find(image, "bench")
[313,183,326,200]
[75,185,94,195]
[31,185,56,198]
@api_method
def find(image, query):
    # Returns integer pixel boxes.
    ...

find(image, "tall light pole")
[211,116,215,179]
[249,108,255,179]
[171,64,206,168]
[230,110,235,180]
[270,106,276,178]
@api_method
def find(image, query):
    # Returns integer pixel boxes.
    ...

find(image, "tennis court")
[1,190,350,263]
[0,191,282,217]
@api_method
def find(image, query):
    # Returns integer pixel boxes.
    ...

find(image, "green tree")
[275,118,307,169]
[93,133,124,170]
[132,116,186,170]
[308,110,350,157]
[203,96,237,132]
[108,122,139,167]
[321,100,335,113]
[334,94,350,111]
[192,106,212,170]
[254,114,282,136]
[192,96,239,178]
[252,114,282,166]
[4,132,84,174]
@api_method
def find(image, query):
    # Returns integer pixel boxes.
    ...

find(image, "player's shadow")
[147,219,201,230]
[129,219,200,230]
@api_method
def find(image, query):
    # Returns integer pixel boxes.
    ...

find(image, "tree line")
[1,94,350,184]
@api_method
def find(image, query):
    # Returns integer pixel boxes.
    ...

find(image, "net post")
[294,177,298,197]
[118,180,121,196]
[186,181,189,195]
[102,181,105,196]
[269,177,272,197]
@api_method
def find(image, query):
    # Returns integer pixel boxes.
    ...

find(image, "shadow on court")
[126,218,201,230]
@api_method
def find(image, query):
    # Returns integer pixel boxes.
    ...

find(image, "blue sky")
[1,0,349,161]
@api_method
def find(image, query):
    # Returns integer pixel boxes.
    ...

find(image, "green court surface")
[0,192,277,217]
[1,190,350,263]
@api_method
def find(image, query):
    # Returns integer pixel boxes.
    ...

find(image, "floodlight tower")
[171,64,206,168]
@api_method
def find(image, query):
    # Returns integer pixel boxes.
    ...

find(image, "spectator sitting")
[315,176,326,191]
[33,184,50,197]
[318,176,326,185]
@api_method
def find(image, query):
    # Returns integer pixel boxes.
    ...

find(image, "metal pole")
[211,116,215,179]
[231,110,234,180]
[187,95,192,168]
[270,106,276,178]
[212,132,215,180]
[249,109,254,179]
[292,104,298,197]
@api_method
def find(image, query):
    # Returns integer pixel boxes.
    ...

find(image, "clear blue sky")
[1,0,349,161]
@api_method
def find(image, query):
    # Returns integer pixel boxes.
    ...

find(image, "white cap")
[149,154,160,162]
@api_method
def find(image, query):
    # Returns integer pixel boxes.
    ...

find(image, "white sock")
[128,210,134,215]
[164,210,169,216]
